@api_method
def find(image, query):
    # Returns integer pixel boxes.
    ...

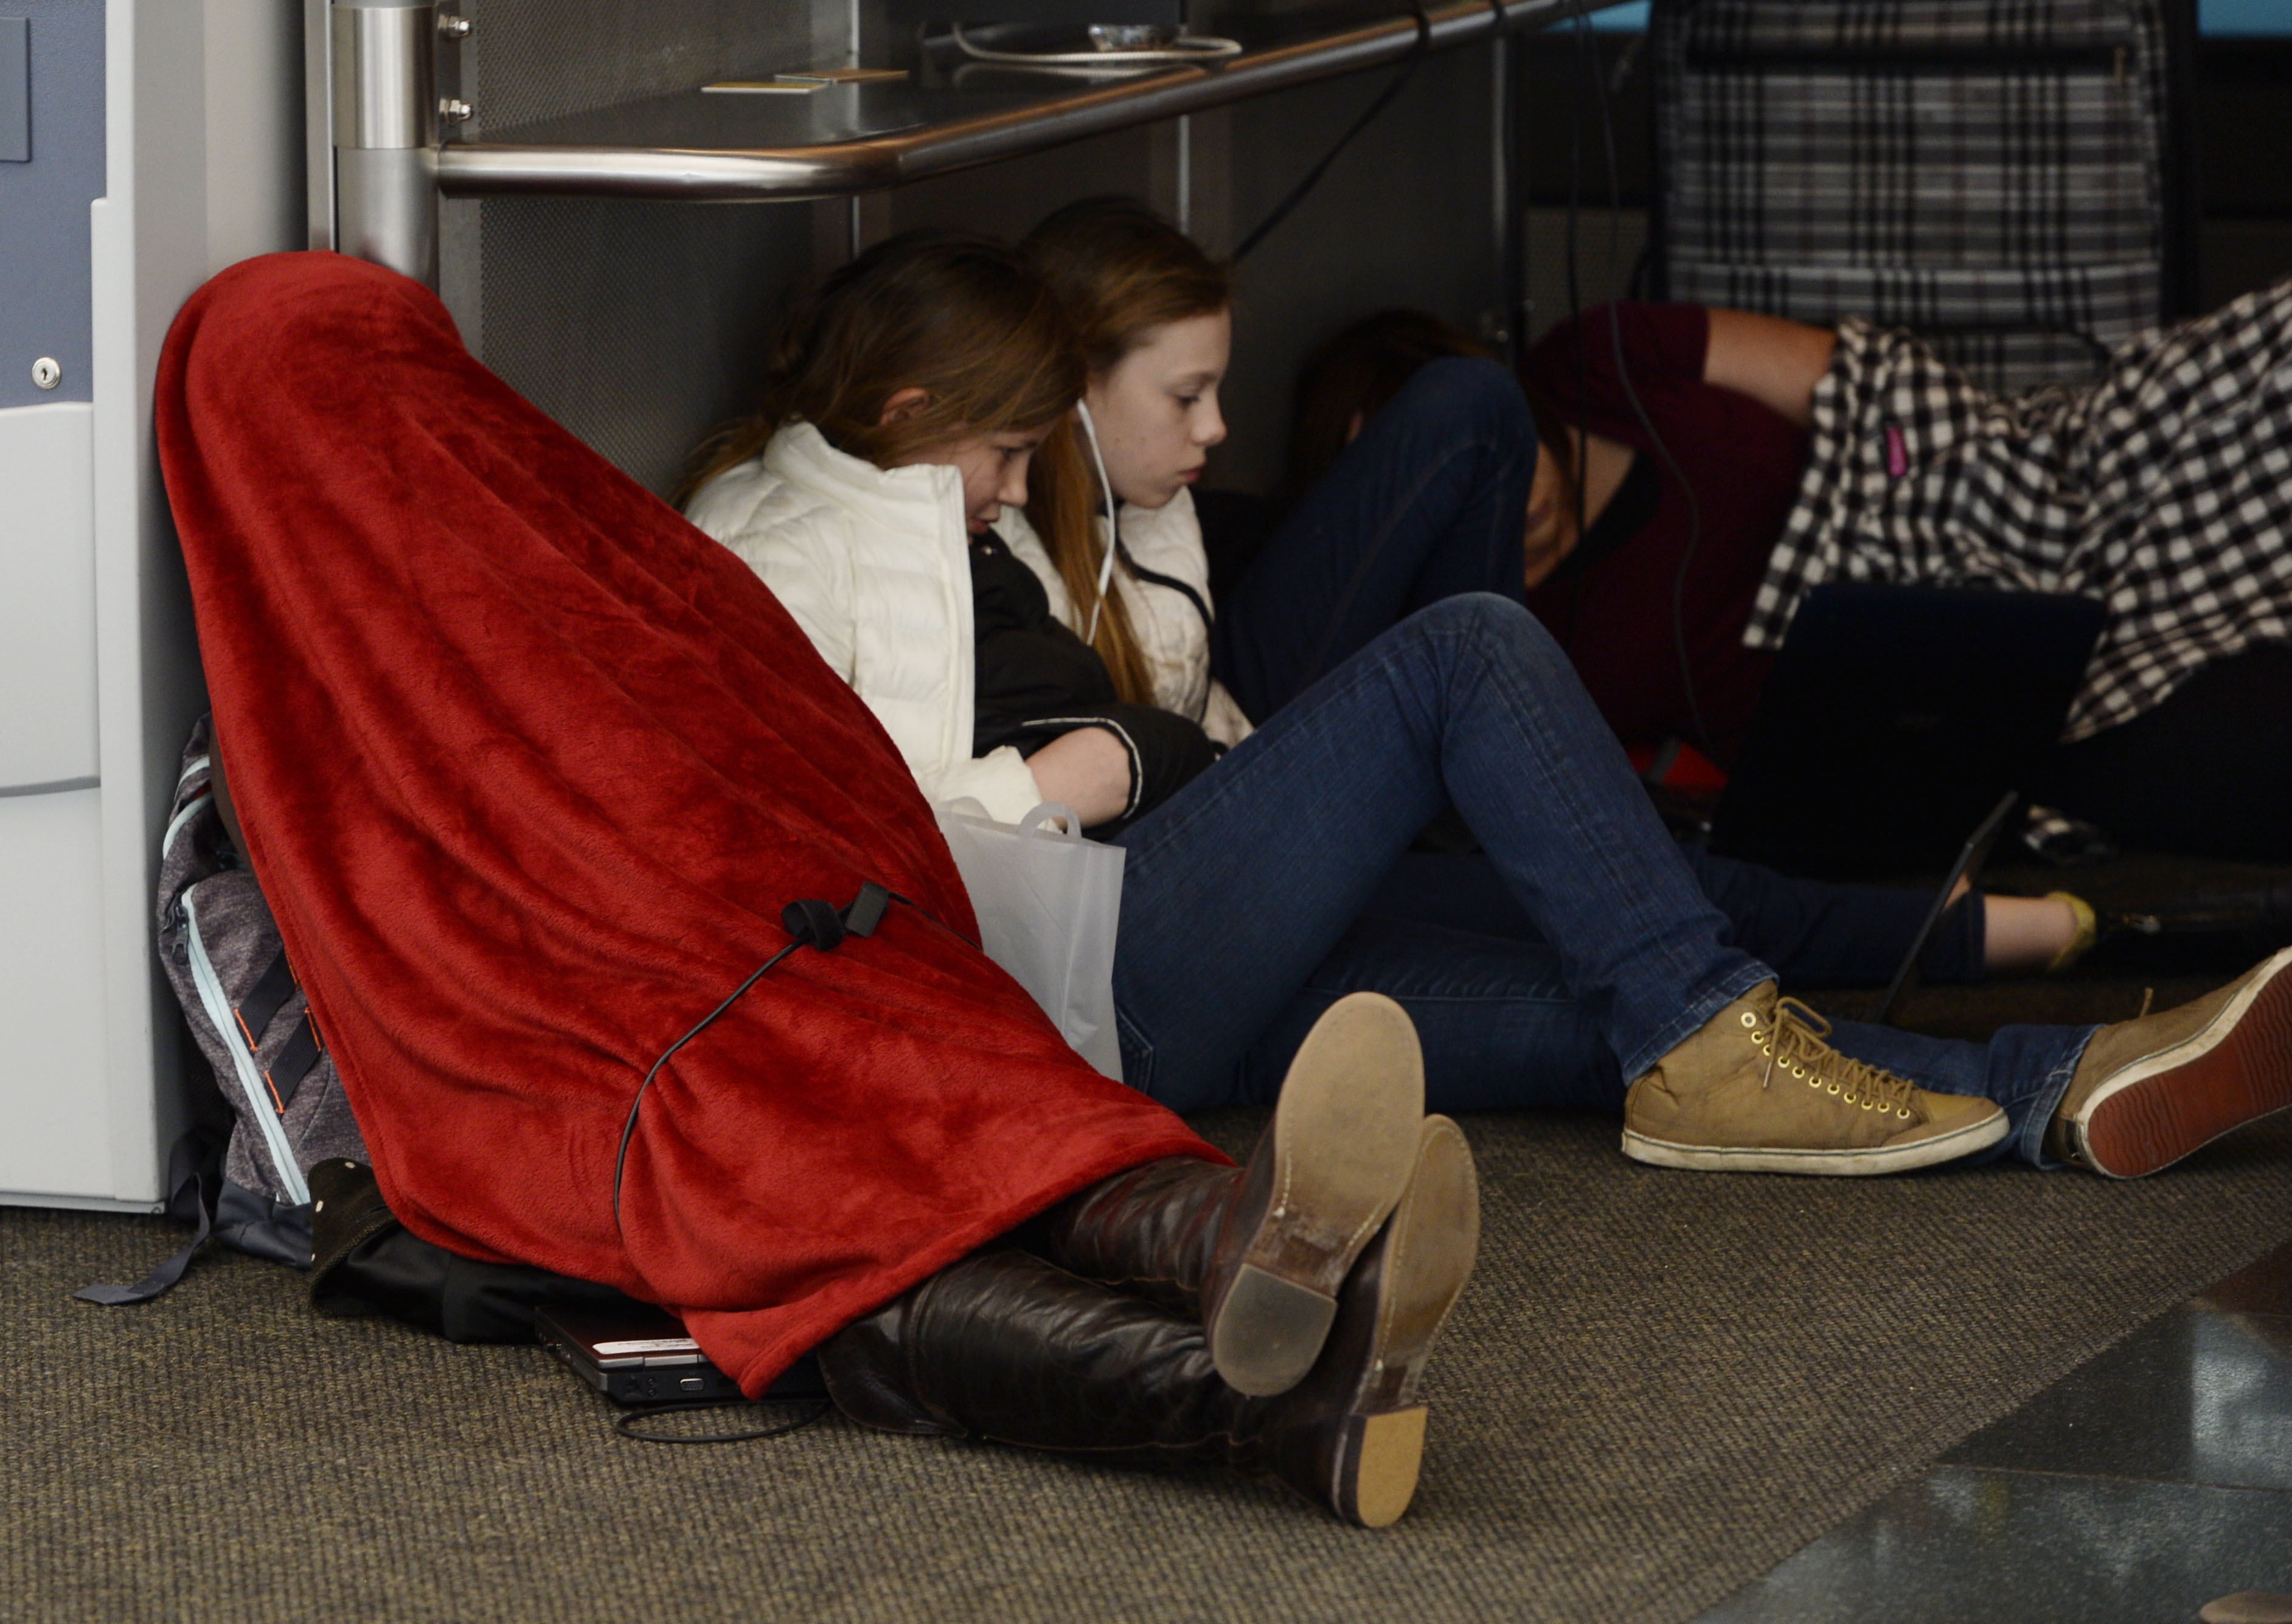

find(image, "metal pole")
[1176,113,1191,233]
[332,0,442,287]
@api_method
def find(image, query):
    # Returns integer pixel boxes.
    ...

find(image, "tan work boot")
[1622,981,2009,1175]
[2048,947,2292,1178]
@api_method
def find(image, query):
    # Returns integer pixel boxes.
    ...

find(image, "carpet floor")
[13,849,2292,1623]
[12,1102,2292,1624]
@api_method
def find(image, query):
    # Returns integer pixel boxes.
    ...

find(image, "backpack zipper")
[162,793,214,862]
[181,884,312,1207]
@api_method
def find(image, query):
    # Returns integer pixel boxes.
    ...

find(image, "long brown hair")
[1282,309,1579,530]
[1283,310,1496,504]
[680,230,1085,505]
[1020,198,1234,707]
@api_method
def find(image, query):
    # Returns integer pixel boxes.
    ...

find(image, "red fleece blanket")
[158,252,1215,1394]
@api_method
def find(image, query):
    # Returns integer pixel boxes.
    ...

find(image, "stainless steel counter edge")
[436,0,1608,201]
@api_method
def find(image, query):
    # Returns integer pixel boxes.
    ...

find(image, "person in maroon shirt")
[1255,305,2090,980]
[1287,302,1828,770]
[1518,302,1830,769]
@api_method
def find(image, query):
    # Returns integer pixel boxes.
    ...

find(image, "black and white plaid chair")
[1648,0,2198,392]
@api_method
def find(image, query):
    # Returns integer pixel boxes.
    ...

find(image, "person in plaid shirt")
[1305,294,2292,862]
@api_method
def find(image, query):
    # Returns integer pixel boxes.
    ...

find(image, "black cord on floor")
[614,1398,833,1445]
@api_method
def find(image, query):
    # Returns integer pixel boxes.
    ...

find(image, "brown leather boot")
[1044,991,1425,1397]
[819,1116,1480,1530]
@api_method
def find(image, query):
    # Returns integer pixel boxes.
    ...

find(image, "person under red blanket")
[159,249,1475,1529]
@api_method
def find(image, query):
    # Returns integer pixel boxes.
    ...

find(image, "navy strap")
[235,947,297,1049]
[1115,538,1214,633]
[841,881,891,939]
[265,1012,325,1112]
[74,1131,219,1306]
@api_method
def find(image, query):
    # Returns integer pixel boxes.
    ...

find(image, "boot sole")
[1620,1107,2009,1175]
[1371,1117,1481,1404]
[1339,1408,1428,1530]
[1214,993,1425,1398]
[1333,1117,1481,1529]
[2074,947,2292,1179]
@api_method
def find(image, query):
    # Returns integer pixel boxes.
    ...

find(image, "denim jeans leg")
[1113,595,1768,1110]
[1213,358,1537,723]
[1821,1018,2097,1167]
[1676,843,1987,987]
[1367,845,1987,989]
[1232,914,1620,1114]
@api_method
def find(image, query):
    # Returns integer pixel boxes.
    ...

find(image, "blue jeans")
[1370,845,1986,990]
[1112,597,2092,1168]
[1213,356,1535,723]
[1207,350,1987,993]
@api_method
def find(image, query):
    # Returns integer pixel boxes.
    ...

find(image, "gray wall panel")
[479,196,814,497]
[446,7,1498,504]
[467,0,816,136]
[0,0,102,409]
[884,123,1159,241]
[1214,46,1499,494]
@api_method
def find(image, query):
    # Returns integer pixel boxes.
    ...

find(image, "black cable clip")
[780,881,890,954]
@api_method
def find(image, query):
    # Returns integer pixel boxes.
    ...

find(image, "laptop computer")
[1707,585,2105,876]
[537,1302,827,1407]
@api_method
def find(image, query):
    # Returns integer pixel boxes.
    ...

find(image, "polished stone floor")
[1697,1239,2292,1622]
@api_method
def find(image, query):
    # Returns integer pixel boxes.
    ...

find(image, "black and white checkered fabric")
[1651,0,2172,393]
[1748,277,2292,741]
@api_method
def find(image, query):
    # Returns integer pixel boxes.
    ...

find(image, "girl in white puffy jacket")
[675,226,2210,1206]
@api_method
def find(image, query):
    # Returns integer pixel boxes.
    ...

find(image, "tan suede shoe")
[1622,982,2009,1175]
[2048,947,2292,1178]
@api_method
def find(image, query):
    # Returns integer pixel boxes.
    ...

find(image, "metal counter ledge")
[434,0,1626,202]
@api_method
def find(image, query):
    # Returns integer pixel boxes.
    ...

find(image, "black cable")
[1231,1,1433,265]
[614,1398,832,1445]
[1561,9,1591,649]
[1117,536,1212,631]
[611,939,800,1244]
[1573,10,1716,762]
[611,884,894,1241]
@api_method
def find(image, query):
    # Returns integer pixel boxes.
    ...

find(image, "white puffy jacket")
[999,494,1255,749]
[683,423,1046,823]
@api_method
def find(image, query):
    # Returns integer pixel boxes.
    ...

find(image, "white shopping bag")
[934,800,1127,1080]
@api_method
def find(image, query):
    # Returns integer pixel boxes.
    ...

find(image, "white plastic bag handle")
[1019,802,1083,839]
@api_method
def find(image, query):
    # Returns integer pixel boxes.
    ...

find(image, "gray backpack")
[77,718,369,1305]
[83,718,645,1347]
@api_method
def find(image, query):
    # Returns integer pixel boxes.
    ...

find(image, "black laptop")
[1707,585,2106,875]
[537,1302,827,1407]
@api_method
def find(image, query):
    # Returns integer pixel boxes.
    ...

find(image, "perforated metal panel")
[465,0,818,136]
[454,0,826,494]
[479,196,815,496]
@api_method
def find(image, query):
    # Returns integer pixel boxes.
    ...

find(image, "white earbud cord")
[1074,401,1121,646]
